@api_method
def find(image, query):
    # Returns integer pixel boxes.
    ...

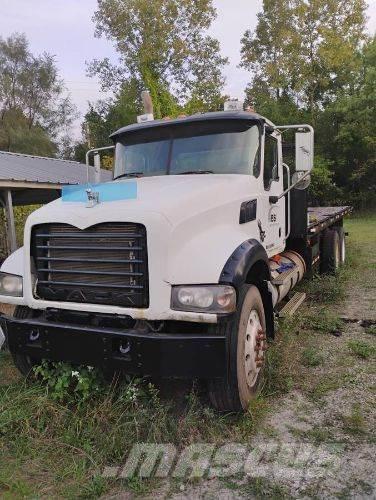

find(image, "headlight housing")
[171,285,236,314]
[0,272,23,297]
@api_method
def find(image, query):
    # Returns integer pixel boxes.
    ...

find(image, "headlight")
[171,285,236,313]
[0,272,23,297]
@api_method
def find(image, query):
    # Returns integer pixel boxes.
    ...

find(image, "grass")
[347,340,375,360]
[0,213,375,497]
[240,477,289,499]
[365,324,376,336]
[341,405,366,436]
[301,347,324,367]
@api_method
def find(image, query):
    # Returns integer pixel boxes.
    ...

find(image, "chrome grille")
[32,223,149,307]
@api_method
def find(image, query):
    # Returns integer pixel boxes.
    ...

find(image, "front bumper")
[1,315,226,379]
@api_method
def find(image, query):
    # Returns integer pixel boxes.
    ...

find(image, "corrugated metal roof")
[0,151,112,185]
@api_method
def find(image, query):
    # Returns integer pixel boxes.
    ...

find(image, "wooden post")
[4,190,17,253]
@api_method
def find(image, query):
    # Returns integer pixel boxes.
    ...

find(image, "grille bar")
[36,245,143,251]
[32,223,149,308]
[37,280,144,289]
[37,268,143,277]
[36,232,143,239]
[37,257,143,264]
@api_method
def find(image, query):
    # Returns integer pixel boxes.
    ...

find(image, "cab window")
[263,135,279,190]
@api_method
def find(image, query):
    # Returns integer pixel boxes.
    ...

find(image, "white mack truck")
[0,98,351,412]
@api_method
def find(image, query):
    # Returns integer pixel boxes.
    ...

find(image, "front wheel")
[208,284,267,412]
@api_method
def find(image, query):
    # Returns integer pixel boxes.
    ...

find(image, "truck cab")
[0,107,348,412]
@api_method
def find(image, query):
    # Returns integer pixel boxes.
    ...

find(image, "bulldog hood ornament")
[85,187,100,208]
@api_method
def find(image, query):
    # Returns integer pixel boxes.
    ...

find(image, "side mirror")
[295,130,314,171]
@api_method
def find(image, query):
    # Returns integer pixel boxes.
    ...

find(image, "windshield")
[114,120,260,179]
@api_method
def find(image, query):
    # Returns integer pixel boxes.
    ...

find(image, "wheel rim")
[244,309,266,388]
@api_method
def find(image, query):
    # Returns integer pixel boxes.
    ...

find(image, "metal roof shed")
[0,151,112,256]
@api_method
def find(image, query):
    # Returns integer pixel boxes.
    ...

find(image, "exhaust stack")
[137,90,154,123]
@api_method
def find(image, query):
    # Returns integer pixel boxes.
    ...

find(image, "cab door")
[260,131,285,256]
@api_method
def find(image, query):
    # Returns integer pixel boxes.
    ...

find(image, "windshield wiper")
[115,172,144,179]
[177,170,214,175]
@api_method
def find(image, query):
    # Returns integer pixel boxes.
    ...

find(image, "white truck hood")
[25,174,261,284]
[32,174,252,226]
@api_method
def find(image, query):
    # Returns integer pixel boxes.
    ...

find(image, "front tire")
[10,306,39,376]
[208,284,267,412]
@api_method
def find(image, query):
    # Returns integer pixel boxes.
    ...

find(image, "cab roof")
[110,111,273,140]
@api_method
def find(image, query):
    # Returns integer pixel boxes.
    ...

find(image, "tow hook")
[119,340,131,355]
[29,329,40,342]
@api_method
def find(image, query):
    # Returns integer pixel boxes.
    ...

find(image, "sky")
[1,0,375,139]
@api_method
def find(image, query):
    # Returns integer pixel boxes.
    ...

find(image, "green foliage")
[301,273,346,304]
[241,1,372,206]
[89,0,227,110]
[33,361,106,404]
[341,404,366,435]
[309,156,343,205]
[301,347,324,367]
[347,340,375,359]
[304,312,344,334]
[365,324,376,336]
[0,33,77,156]
[241,0,368,114]
[318,36,376,208]
[80,0,228,153]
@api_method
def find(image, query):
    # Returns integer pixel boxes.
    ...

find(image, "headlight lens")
[172,285,236,313]
[0,272,23,297]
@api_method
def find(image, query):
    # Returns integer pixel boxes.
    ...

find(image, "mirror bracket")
[269,196,279,204]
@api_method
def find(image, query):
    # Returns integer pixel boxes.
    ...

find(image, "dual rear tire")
[320,226,346,274]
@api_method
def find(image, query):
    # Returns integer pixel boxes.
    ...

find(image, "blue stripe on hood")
[62,182,137,202]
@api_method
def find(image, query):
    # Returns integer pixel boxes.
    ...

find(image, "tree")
[241,0,368,117]
[0,33,76,156]
[88,0,228,118]
[318,36,376,208]
[240,0,371,206]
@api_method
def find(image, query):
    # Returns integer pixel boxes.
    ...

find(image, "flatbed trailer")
[308,206,352,235]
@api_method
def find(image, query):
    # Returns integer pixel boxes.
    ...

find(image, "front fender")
[219,239,271,288]
[219,239,274,339]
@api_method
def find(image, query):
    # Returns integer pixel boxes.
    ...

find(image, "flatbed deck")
[308,206,352,234]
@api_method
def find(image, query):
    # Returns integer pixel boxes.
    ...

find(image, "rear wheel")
[320,228,340,274]
[10,306,39,376]
[208,284,267,412]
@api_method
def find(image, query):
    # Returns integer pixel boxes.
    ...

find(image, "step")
[271,267,297,285]
[278,292,306,318]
